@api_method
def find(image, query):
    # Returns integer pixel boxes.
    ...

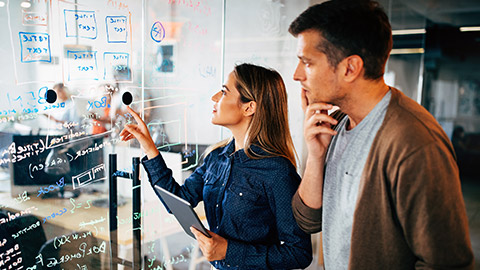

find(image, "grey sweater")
[292,88,474,269]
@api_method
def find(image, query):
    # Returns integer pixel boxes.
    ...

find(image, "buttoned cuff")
[224,239,244,268]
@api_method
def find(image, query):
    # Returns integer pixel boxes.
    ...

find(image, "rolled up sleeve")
[292,190,323,234]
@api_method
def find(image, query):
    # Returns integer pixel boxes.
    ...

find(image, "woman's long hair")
[208,63,297,168]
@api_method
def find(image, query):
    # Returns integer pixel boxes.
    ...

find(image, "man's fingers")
[305,113,338,126]
[306,125,338,137]
[305,103,333,116]
[301,89,309,113]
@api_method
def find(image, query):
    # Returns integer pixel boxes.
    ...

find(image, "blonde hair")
[52,83,71,100]
[206,63,297,167]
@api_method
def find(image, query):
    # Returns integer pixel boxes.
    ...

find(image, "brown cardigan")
[292,88,474,269]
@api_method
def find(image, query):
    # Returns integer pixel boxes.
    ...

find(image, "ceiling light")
[20,1,31,8]
[392,29,426,35]
[460,26,480,32]
[0,1,5,8]
[390,48,424,55]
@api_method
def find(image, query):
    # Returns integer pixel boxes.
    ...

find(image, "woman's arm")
[120,106,206,207]
[142,153,209,208]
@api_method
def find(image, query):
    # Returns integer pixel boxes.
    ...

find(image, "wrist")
[146,149,160,160]
[306,152,326,163]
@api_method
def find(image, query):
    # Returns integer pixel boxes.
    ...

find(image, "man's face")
[293,30,343,106]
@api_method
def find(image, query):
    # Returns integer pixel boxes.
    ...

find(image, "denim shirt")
[142,140,312,269]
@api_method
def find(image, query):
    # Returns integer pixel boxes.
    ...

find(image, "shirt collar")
[218,139,269,163]
[218,139,236,157]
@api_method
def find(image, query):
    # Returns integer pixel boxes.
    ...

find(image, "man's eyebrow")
[297,55,311,61]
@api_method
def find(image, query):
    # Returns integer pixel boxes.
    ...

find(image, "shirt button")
[205,180,208,183]
[216,226,219,229]
[222,183,224,186]
[239,193,243,196]
[216,204,219,207]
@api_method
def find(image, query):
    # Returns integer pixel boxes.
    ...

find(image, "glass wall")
[0,0,478,269]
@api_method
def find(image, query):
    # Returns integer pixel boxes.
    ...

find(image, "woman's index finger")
[126,106,143,124]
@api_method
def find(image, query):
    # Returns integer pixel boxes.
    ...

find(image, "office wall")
[0,0,434,269]
[0,0,217,269]
[0,0,314,269]
[428,54,480,135]
[223,0,310,168]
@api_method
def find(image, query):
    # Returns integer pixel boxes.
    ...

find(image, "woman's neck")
[232,131,246,152]
[229,122,250,152]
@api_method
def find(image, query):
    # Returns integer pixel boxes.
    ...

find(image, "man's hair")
[289,0,392,80]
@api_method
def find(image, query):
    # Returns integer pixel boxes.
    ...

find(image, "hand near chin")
[301,90,338,159]
[119,106,159,159]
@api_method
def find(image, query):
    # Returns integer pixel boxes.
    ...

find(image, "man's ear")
[243,101,256,117]
[341,55,364,82]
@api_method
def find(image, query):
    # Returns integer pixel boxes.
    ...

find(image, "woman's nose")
[211,91,221,102]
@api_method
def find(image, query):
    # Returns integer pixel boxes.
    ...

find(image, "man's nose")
[293,64,305,81]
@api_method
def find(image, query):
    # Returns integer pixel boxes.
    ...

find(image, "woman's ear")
[243,101,256,117]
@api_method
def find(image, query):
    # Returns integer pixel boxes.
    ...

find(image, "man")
[289,0,474,269]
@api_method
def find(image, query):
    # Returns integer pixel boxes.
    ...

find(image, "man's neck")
[341,79,390,130]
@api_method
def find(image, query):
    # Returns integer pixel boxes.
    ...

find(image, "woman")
[120,63,312,269]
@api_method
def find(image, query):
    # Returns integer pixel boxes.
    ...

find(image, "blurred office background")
[0,0,478,269]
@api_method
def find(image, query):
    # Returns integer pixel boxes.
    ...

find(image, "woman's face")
[210,71,248,128]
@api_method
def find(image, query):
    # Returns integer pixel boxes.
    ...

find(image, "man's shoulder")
[376,88,453,156]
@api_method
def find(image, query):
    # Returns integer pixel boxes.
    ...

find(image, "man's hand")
[190,227,228,262]
[301,90,338,159]
[297,90,339,209]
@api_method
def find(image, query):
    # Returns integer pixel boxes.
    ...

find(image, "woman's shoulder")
[247,155,299,180]
[250,157,301,192]
[263,155,295,169]
[203,139,234,159]
[248,146,294,168]
[204,141,231,158]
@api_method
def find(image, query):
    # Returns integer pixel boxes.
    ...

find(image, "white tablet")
[154,186,211,239]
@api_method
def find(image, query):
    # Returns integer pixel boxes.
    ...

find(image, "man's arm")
[396,142,474,269]
[291,124,332,233]
[292,91,339,232]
